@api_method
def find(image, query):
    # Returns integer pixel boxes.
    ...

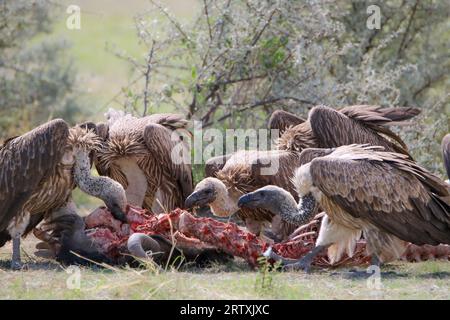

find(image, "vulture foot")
[10,260,23,271]
[263,247,313,272]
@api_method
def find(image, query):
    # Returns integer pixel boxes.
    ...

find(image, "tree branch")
[143,41,155,117]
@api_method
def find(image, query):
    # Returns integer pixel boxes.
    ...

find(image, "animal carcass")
[35,206,450,268]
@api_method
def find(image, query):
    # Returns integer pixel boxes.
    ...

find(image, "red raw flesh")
[83,206,450,268]
[178,211,267,266]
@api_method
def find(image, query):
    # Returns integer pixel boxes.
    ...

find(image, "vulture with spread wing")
[0,120,127,268]
[442,134,450,182]
[238,145,450,271]
[271,105,420,155]
[187,105,420,241]
[94,110,193,213]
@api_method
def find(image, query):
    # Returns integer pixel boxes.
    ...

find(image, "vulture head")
[99,179,128,221]
[238,185,296,214]
[185,177,239,217]
[238,183,319,226]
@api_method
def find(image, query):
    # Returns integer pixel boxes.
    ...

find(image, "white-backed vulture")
[442,134,450,181]
[187,105,420,241]
[238,144,450,271]
[94,109,193,213]
[0,119,127,268]
[186,150,306,239]
[271,105,420,155]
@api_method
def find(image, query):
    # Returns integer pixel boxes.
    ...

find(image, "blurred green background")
[1,0,448,213]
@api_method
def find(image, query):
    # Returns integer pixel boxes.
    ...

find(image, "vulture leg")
[371,255,381,267]
[7,211,31,270]
[283,245,327,273]
[263,245,327,272]
[263,247,299,265]
[11,236,22,270]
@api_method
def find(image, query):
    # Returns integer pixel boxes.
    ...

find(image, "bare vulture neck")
[276,191,318,226]
[73,150,120,203]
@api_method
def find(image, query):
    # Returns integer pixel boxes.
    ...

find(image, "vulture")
[0,119,127,269]
[94,109,193,213]
[187,105,420,241]
[238,144,450,271]
[271,105,420,155]
[442,134,450,182]
[185,150,305,239]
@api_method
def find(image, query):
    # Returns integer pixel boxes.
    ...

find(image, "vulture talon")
[10,260,23,271]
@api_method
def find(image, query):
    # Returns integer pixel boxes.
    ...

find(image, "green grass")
[0,238,449,299]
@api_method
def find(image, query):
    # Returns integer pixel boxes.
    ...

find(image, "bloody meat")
[36,205,450,268]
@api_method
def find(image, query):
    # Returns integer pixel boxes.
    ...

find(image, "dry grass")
[0,237,449,300]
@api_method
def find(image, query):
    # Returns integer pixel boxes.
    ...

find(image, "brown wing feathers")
[309,105,414,156]
[0,119,69,231]
[268,110,306,134]
[309,146,450,245]
[143,122,193,201]
[276,105,420,156]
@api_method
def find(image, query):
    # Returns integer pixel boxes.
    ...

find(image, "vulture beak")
[185,190,213,209]
[237,193,259,209]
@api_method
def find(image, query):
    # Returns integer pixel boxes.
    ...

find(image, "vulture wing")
[228,150,307,196]
[308,145,450,246]
[0,119,69,232]
[338,105,420,124]
[93,122,110,177]
[148,113,189,131]
[268,110,306,134]
[442,134,450,180]
[143,121,193,200]
[309,105,419,156]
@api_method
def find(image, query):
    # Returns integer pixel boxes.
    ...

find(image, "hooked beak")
[238,193,253,208]
[185,190,211,209]
[110,204,128,223]
[237,193,258,208]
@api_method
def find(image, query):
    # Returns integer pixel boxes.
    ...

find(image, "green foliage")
[117,0,448,172]
[0,0,85,138]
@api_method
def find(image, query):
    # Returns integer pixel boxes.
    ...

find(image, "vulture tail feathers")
[338,105,419,156]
